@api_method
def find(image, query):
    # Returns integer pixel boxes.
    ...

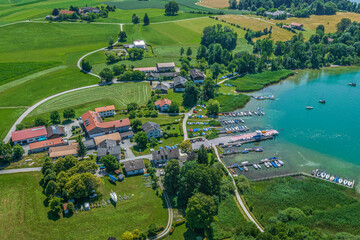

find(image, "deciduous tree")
[185,193,217,230]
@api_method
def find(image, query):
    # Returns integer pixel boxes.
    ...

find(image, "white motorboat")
[257,164,262,169]
[321,172,326,178]
[325,174,330,180]
[306,106,314,110]
[344,179,348,185]
[264,162,269,168]
[278,160,284,165]
[110,190,118,203]
[339,178,343,184]
[330,176,335,181]
[348,181,353,187]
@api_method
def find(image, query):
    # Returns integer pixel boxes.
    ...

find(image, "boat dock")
[230,130,278,143]
[220,110,265,117]
[227,157,284,174]
[251,95,275,100]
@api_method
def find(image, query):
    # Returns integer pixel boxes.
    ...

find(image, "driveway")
[61,120,81,139]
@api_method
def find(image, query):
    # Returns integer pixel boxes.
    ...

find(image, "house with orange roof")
[155,98,171,112]
[95,105,115,117]
[28,137,67,154]
[81,111,131,138]
[290,22,303,30]
[60,10,75,15]
[49,143,78,159]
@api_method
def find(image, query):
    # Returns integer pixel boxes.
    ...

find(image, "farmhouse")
[97,139,121,160]
[81,7,101,13]
[282,25,292,30]
[95,105,115,117]
[47,125,65,139]
[49,143,78,159]
[133,40,146,49]
[45,15,59,21]
[173,76,187,92]
[142,122,163,139]
[12,126,47,145]
[124,159,145,176]
[133,67,157,73]
[60,10,75,15]
[155,98,171,112]
[28,137,66,154]
[146,72,178,80]
[190,68,206,83]
[156,62,175,72]
[81,111,130,138]
[291,22,303,30]
[154,84,169,94]
[152,148,180,165]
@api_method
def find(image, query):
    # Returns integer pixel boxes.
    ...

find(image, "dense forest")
[229,0,360,17]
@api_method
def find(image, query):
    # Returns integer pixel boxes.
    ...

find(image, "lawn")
[0,108,26,141]
[218,15,295,42]
[244,177,360,235]
[215,94,250,112]
[197,0,229,9]
[97,8,208,23]
[225,69,294,92]
[23,82,151,123]
[0,172,168,239]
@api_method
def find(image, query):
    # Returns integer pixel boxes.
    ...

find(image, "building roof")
[142,122,161,134]
[282,25,291,29]
[134,40,145,46]
[97,139,121,158]
[190,68,206,79]
[95,105,115,113]
[81,111,130,133]
[265,10,285,16]
[29,137,65,150]
[133,67,157,72]
[152,148,180,160]
[47,125,65,137]
[157,62,175,68]
[93,132,121,145]
[147,72,178,78]
[173,76,187,87]
[120,131,134,138]
[124,159,145,172]
[291,22,303,27]
[12,126,47,142]
[84,139,96,148]
[49,143,78,158]
[155,84,169,91]
[60,10,75,15]
[155,98,171,107]
[63,203,68,210]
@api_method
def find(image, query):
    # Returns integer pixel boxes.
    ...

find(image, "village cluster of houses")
[45,7,101,21]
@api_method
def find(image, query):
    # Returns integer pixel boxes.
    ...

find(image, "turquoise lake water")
[223,68,360,191]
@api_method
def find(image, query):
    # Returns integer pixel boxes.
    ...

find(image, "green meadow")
[23,82,151,123]
[0,108,26,140]
[0,172,168,239]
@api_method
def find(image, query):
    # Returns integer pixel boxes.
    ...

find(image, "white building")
[133,40,146,49]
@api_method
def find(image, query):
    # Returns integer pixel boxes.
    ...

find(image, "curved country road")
[213,146,264,232]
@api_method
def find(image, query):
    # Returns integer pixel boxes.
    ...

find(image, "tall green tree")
[45,180,58,197]
[77,136,87,158]
[81,59,92,72]
[202,78,215,101]
[132,14,140,24]
[182,81,199,108]
[143,13,150,25]
[134,131,148,149]
[186,47,192,58]
[50,111,60,124]
[197,144,208,164]
[164,1,179,16]
[185,193,217,230]
[99,68,114,82]
[49,196,62,215]
[164,159,180,194]
[206,99,220,116]
[63,108,75,120]
[180,47,184,57]
[13,144,24,159]
[119,31,127,42]
[0,142,12,164]
[101,155,119,173]
[34,117,46,126]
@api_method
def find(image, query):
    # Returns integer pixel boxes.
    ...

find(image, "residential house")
[60,10,75,15]
[151,148,180,165]
[156,62,175,72]
[45,15,59,21]
[28,138,67,154]
[47,125,65,139]
[155,98,171,112]
[124,159,145,176]
[49,143,78,159]
[81,7,101,13]
[291,22,303,30]
[142,122,163,139]
[93,132,121,146]
[154,84,169,94]
[133,40,146,49]
[95,105,115,117]
[12,126,47,145]
[81,111,130,138]
[120,131,134,139]
[173,76,187,92]
[84,139,96,150]
[190,68,206,83]
[97,139,121,160]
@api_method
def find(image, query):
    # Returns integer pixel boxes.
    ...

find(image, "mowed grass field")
[270,12,360,33]
[218,15,295,41]
[24,82,151,122]
[0,108,26,140]
[0,172,168,239]
[245,177,360,235]
[197,0,229,9]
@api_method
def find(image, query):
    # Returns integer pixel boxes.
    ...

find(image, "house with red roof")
[290,22,303,30]
[28,137,67,154]
[95,105,115,117]
[155,98,172,112]
[12,126,47,145]
[81,111,131,138]
[60,10,75,15]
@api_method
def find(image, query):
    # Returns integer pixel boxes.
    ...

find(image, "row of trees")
[131,13,150,25]
[0,142,24,164]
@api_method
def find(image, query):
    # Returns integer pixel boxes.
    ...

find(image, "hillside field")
[0,172,168,239]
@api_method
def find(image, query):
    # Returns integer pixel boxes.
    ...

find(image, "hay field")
[197,0,229,9]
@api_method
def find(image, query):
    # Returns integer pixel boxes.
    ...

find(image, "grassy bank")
[215,94,250,112]
[0,172,168,239]
[0,108,26,141]
[244,177,360,235]
[226,69,294,92]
